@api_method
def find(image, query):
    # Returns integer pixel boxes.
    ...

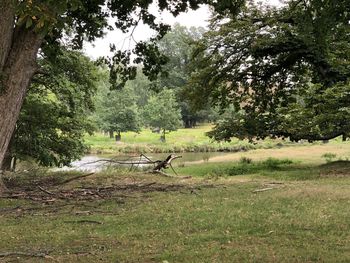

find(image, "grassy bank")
[1,154,349,262]
[84,125,296,154]
[170,142,350,178]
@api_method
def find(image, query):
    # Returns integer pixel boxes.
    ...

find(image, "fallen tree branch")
[153,155,182,172]
[0,206,21,212]
[80,158,158,166]
[38,186,55,195]
[64,220,103,225]
[58,173,95,185]
[0,251,48,258]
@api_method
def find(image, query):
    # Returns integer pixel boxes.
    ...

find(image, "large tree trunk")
[1,151,13,172]
[0,1,43,192]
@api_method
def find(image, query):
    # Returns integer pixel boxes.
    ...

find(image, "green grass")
[84,125,293,154]
[172,158,297,178]
[1,158,350,262]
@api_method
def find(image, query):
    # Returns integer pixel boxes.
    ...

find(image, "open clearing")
[1,143,350,262]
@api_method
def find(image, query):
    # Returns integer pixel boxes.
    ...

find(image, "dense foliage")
[143,89,182,141]
[189,0,350,142]
[95,79,141,141]
[4,50,100,168]
[155,24,217,127]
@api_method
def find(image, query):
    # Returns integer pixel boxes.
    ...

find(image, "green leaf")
[25,17,33,28]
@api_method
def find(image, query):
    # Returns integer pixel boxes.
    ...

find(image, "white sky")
[83,0,283,59]
[84,5,211,59]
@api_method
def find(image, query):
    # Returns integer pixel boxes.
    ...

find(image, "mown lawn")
[0,156,350,262]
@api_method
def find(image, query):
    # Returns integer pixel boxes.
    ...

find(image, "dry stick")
[130,154,144,171]
[64,220,103,225]
[252,187,275,193]
[59,172,95,185]
[81,159,157,166]
[134,155,142,171]
[38,186,55,195]
[0,251,48,258]
[0,206,21,213]
[134,153,152,170]
[264,182,284,185]
[169,163,179,176]
[140,153,154,162]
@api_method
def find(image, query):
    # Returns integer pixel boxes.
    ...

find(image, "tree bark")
[160,129,166,142]
[115,131,121,141]
[1,152,12,172]
[0,0,15,70]
[0,14,43,192]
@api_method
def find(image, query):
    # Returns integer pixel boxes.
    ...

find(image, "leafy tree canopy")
[154,23,217,127]
[189,0,350,142]
[95,79,142,139]
[143,89,182,140]
[8,0,245,89]
[6,49,100,168]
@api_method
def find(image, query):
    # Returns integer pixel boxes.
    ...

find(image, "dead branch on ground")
[58,172,95,185]
[0,251,49,258]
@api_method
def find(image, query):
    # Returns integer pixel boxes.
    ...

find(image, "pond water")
[59,152,233,172]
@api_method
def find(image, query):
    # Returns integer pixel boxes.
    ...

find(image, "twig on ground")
[252,187,275,193]
[59,172,95,185]
[0,206,21,213]
[38,186,55,195]
[0,251,48,258]
[64,220,103,225]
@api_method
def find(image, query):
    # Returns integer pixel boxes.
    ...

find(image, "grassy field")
[171,142,350,178]
[1,142,350,262]
[84,125,296,154]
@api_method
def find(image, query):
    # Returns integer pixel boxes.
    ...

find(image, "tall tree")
[0,0,243,189]
[189,0,350,142]
[155,23,215,127]
[2,49,100,170]
[143,89,182,141]
[95,84,141,141]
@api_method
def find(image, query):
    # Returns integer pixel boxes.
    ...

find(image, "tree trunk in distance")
[160,129,166,142]
[1,153,12,172]
[115,131,121,141]
[109,130,114,138]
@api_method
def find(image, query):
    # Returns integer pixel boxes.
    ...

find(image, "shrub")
[262,158,293,169]
[239,156,253,164]
[322,153,337,163]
